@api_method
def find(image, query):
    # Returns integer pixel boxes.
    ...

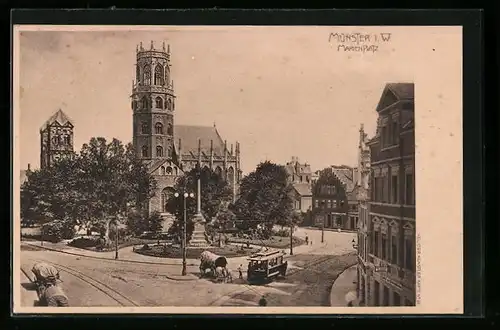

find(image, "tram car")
[247,249,287,284]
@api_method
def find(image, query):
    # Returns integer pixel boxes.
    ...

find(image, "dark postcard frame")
[8,8,483,326]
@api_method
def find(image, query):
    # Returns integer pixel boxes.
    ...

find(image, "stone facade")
[131,42,242,231]
[311,166,358,230]
[40,109,74,169]
[363,82,416,306]
[356,123,372,306]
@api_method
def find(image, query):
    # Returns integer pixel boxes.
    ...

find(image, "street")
[20,228,357,307]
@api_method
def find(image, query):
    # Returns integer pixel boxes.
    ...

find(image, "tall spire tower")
[131,41,175,162]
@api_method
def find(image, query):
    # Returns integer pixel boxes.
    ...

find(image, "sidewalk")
[329,265,358,307]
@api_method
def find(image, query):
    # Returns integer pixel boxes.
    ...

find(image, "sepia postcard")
[12,25,463,315]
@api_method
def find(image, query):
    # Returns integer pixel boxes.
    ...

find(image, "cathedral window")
[166,99,172,110]
[155,122,164,135]
[156,146,163,157]
[154,64,164,85]
[141,122,149,134]
[141,96,149,110]
[160,166,166,175]
[64,136,71,145]
[143,64,151,85]
[167,124,173,136]
[136,65,141,84]
[166,166,173,175]
[155,97,163,109]
[142,146,148,157]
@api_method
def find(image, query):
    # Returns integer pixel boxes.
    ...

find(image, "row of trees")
[21,137,157,243]
[21,137,302,243]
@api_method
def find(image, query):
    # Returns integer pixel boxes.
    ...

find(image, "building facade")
[285,156,313,213]
[130,41,242,222]
[355,123,372,306]
[364,83,416,306]
[40,109,74,169]
[312,165,358,231]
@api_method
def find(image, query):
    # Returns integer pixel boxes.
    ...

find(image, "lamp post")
[289,220,294,255]
[321,215,325,243]
[174,190,195,276]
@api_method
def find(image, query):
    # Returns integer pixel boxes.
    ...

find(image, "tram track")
[208,240,339,306]
[27,257,139,307]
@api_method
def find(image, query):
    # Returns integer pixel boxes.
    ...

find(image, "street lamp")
[174,191,195,276]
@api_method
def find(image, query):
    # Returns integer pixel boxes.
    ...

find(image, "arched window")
[154,64,164,85]
[136,65,141,84]
[167,123,173,135]
[166,166,173,175]
[227,167,235,186]
[160,166,166,175]
[141,96,149,110]
[165,67,169,85]
[166,99,172,110]
[143,64,151,85]
[155,96,163,109]
[142,145,148,157]
[141,121,149,134]
[64,136,71,145]
[215,166,222,178]
[156,146,163,157]
[155,122,163,135]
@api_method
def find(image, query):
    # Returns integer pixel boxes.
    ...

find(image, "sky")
[16,26,425,175]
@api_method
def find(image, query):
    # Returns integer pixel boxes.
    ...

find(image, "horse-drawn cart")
[199,251,232,283]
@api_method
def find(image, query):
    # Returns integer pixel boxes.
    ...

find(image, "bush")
[273,228,290,237]
[109,227,128,241]
[142,244,151,250]
[41,220,76,243]
[68,236,101,249]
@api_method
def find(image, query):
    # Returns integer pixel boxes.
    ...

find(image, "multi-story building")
[285,156,313,213]
[364,82,415,306]
[130,41,242,224]
[355,123,371,305]
[312,165,358,231]
[39,109,74,169]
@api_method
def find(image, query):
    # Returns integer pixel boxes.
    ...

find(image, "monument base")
[188,213,210,248]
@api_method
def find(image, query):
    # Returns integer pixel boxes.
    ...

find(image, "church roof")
[174,125,227,156]
[40,109,73,131]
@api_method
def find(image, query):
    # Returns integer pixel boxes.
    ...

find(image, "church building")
[39,109,75,169]
[130,41,242,220]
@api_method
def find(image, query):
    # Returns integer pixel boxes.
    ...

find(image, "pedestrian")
[238,264,243,279]
[305,235,309,245]
[258,295,267,306]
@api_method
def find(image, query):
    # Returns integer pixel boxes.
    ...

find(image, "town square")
[17,27,416,308]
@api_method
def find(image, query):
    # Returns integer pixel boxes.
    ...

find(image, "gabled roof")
[40,109,73,131]
[174,125,228,157]
[376,83,414,112]
[293,182,312,196]
[331,166,356,193]
[387,83,414,100]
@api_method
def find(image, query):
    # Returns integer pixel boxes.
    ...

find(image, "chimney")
[27,163,31,172]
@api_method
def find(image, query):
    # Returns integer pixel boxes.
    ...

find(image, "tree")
[231,161,294,232]
[166,167,232,242]
[20,137,157,243]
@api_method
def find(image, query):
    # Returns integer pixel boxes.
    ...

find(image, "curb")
[329,264,358,307]
[22,242,197,267]
[164,274,199,282]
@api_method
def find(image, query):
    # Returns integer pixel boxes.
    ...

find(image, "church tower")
[131,41,175,162]
[40,109,74,169]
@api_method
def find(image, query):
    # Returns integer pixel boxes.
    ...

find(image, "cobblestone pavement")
[19,228,357,307]
[217,252,358,307]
